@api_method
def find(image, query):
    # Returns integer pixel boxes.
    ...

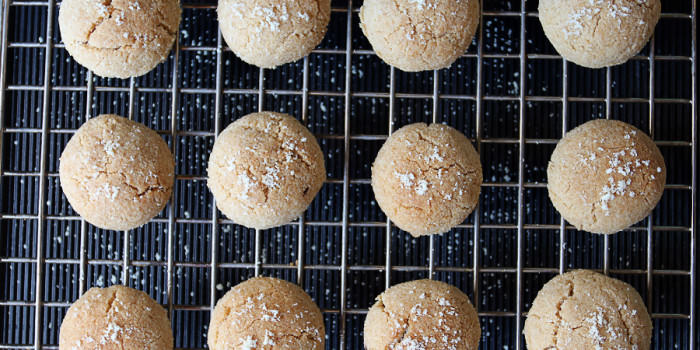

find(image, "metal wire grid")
[0,0,696,349]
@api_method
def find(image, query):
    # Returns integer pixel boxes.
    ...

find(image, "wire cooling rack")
[0,0,697,349]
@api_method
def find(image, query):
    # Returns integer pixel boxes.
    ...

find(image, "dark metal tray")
[0,0,696,348]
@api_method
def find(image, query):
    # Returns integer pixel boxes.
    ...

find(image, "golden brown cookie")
[372,123,482,237]
[218,0,331,68]
[539,0,661,68]
[207,112,326,229]
[59,0,181,78]
[208,276,325,349]
[360,0,480,71]
[59,285,173,350]
[524,270,652,350]
[547,119,666,234]
[364,279,480,350]
[59,114,174,231]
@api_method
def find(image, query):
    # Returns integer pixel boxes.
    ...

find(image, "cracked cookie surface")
[218,0,331,68]
[59,0,181,78]
[364,279,480,350]
[208,276,325,350]
[371,123,482,237]
[59,114,174,230]
[547,119,665,234]
[207,112,326,229]
[538,0,660,68]
[524,270,652,350]
[359,0,479,72]
[59,285,173,350]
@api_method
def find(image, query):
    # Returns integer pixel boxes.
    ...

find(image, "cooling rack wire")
[0,0,696,349]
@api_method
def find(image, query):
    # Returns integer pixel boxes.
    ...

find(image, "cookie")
[372,123,482,237]
[364,279,480,350]
[360,0,480,71]
[208,276,325,349]
[207,112,326,229]
[538,0,661,68]
[59,114,174,231]
[59,0,181,78]
[59,285,173,350]
[524,270,652,350]
[547,119,666,234]
[218,0,331,68]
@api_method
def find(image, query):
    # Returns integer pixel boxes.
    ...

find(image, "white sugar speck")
[262,167,280,189]
[415,180,429,195]
[95,2,110,17]
[103,140,119,156]
[408,0,427,10]
[240,336,257,350]
[253,5,285,32]
[394,171,415,189]
[428,147,443,162]
[263,330,275,346]
[237,173,255,200]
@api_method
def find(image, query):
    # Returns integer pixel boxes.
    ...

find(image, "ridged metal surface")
[0,0,696,349]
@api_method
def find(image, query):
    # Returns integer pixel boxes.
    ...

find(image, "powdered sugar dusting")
[583,306,630,350]
[585,308,607,350]
[263,329,275,346]
[563,1,601,38]
[260,303,280,322]
[562,0,647,38]
[415,180,429,195]
[427,146,444,162]
[128,1,141,11]
[226,157,237,172]
[95,1,110,17]
[237,173,255,200]
[386,291,465,350]
[261,166,280,189]
[240,335,257,350]
[407,0,428,10]
[394,171,416,189]
[99,322,123,345]
[228,3,245,19]
[104,184,119,201]
[596,130,656,215]
[89,183,119,202]
[252,4,289,33]
[394,171,430,196]
[114,12,124,25]
[102,139,119,156]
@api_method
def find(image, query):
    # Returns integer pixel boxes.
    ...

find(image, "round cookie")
[364,279,480,350]
[58,0,181,78]
[207,112,326,229]
[547,119,666,234]
[208,276,325,349]
[524,270,652,350]
[59,114,174,231]
[218,0,331,68]
[359,0,480,72]
[59,285,173,350]
[538,0,661,68]
[371,123,482,237]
